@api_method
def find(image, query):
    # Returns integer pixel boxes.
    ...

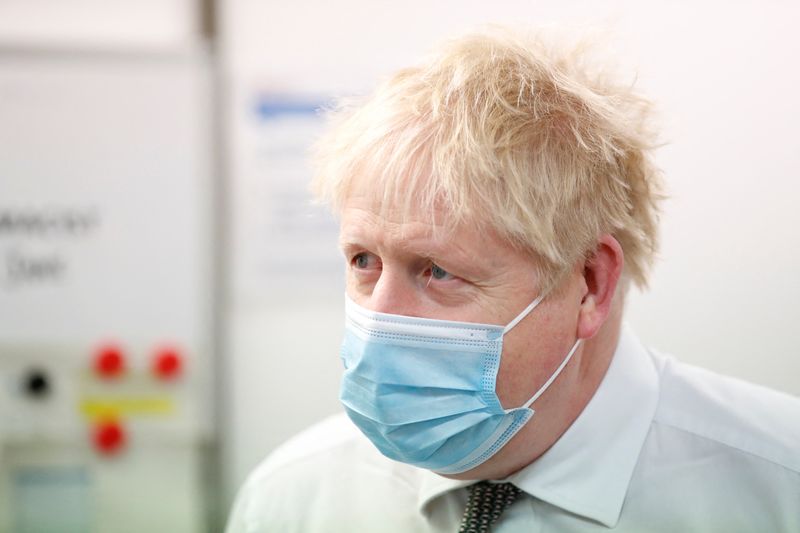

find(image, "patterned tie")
[458,481,523,533]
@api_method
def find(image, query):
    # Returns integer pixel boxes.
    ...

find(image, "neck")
[529,291,626,471]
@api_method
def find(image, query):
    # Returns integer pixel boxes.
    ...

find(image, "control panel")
[0,50,215,533]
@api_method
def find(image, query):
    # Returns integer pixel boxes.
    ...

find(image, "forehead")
[339,190,448,239]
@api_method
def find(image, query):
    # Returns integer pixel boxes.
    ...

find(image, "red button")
[152,347,182,380]
[92,419,126,455]
[94,345,125,379]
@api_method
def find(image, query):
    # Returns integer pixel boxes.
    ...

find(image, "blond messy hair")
[312,27,662,291]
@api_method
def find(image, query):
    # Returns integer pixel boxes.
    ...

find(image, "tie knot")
[458,481,522,533]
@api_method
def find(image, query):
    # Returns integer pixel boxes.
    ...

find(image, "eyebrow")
[338,232,451,258]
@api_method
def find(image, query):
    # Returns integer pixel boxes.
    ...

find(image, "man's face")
[339,194,586,477]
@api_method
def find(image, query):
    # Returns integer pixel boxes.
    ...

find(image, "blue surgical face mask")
[339,293,582,475]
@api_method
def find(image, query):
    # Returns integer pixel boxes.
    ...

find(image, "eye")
[429,263,455,281]
[352,252,380,270]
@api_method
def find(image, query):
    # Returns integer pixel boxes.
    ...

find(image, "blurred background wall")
[0,1,798,531]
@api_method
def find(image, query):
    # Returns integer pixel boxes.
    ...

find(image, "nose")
[367,266,420,317]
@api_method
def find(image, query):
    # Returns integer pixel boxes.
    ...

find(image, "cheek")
[495,334,544,408]
[494,309,576,408]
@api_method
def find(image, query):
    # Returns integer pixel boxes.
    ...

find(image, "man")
[227,28,800,532]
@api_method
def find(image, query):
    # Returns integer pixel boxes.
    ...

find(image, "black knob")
[23,368,51,399]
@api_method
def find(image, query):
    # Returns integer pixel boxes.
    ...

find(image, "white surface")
[220,0,800,506]
[0,53,212,346]
[229,102,341,305]
[0,0,200,51]
[2,443,205,533]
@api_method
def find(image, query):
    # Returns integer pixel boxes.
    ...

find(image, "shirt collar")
[417,326,660,527]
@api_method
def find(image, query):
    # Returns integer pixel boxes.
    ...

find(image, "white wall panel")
[0,0,200,51]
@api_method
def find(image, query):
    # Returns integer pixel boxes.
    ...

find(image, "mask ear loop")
[521,338,582,409]
[503,293,546,334]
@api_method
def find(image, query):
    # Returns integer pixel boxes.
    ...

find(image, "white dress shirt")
[226,327,800,532]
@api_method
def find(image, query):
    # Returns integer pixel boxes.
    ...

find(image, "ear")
[576,234,624,340]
